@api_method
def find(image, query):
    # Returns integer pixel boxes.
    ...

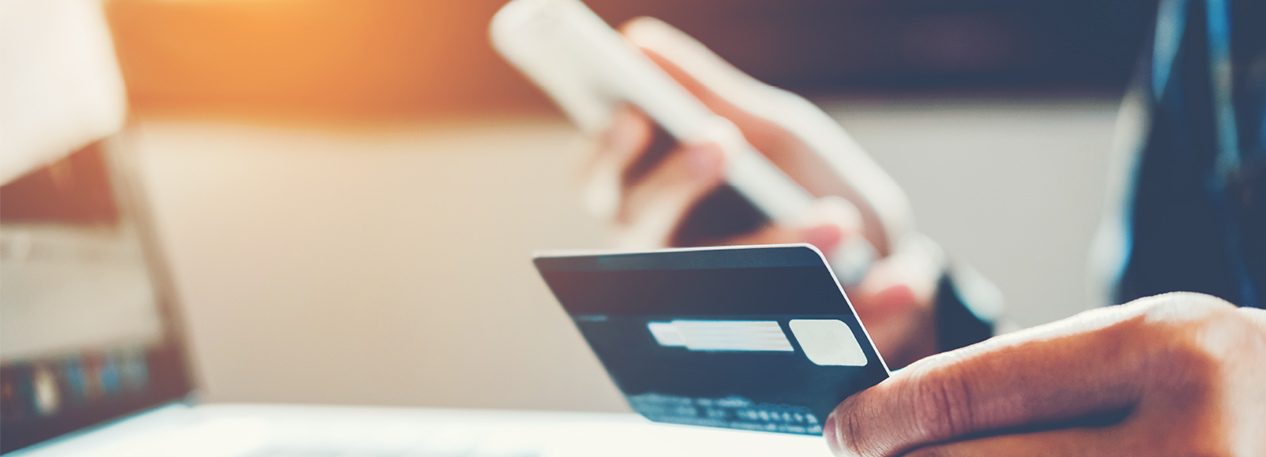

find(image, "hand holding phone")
[490,0,897,285]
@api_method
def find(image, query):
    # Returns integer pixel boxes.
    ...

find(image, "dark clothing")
[1116,0,1266,308]
[939,0,1265,351]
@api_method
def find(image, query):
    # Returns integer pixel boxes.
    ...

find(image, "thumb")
[620,17,784,123]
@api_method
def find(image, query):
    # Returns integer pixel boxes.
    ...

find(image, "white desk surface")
[18,403,835,457]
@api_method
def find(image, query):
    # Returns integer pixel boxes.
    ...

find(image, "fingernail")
[804,224,843,252]
[603,109,642,156]
[823,413,840,454]
[622,17,676,47]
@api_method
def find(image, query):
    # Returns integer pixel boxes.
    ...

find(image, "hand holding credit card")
[534,245,890,435]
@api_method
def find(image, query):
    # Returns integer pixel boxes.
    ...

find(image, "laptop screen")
[0,143,192,454]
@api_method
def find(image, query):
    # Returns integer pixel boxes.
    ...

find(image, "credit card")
[533,244,890,435]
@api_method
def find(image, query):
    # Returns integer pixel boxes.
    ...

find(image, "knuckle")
[907,369,975,442]
[1136,292,1236,326]
[1127,293,1250,390]
[1131,292,1239,356]
[835,400,870,456]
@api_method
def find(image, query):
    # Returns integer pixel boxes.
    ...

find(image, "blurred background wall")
[106,0,1154,118]
[97,0,1147,411]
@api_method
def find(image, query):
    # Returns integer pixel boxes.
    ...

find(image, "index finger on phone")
[825,304,1150,457]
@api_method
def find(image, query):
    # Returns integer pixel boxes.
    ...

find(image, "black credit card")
[533,244,890,435]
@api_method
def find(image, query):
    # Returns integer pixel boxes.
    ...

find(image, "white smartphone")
[490,0,874,284]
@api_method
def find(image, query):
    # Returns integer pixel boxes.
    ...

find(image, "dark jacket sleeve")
[934,271,998,351]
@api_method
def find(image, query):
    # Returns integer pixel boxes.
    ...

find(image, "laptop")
[0,137,832,456]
